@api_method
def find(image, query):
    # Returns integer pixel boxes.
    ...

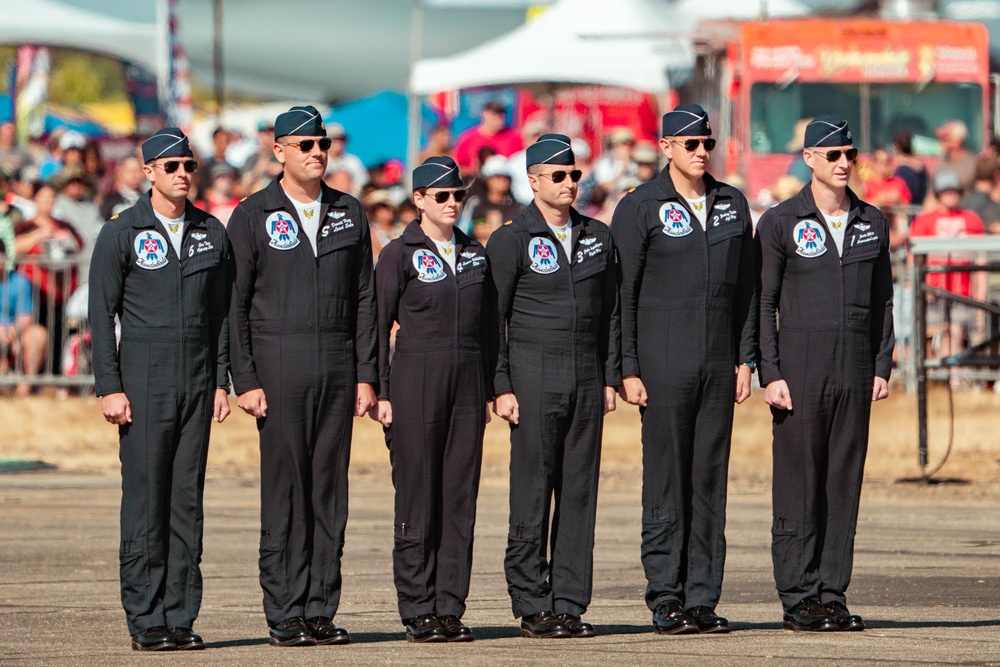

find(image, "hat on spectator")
[527,134,574,167]
[935,120,968,143]
[366,189,396,208]
[257,120,274,132]
[609,128,635,146]
[274,105,326,139]
[481,155,511,179]
[933,169,963,195]
[210,162,238,180]
[59,130,86,151]
[327,122,347,139]
[662,105,711,137]
[804,115,852,148]
[633,141,659,164]
[141,127,193,163]
[412,156,462,190]
[571,138,592,161]
[51,164,97,195]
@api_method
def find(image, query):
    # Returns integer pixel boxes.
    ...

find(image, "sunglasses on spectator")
[280,137,333,152]
[669,138,717,152]
[153,159,199,174]
[535,169,583,184]
[811,147,859,162]
[430,189,467,204]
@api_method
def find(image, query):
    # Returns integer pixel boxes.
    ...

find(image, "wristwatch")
[740,360,756,373]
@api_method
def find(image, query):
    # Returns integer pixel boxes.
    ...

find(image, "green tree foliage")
[49,50,126,105]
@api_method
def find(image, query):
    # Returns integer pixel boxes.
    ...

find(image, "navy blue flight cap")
[526,134,574,168]
[141,127,193,163]
[662,104,711,137]
[804,114,853,148]
[412,156,462,190]
[274,105,326,139]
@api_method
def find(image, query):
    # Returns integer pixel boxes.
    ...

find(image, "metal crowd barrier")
[0,256,94,392]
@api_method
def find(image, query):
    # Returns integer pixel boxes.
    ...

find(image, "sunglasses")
[153,159,198,174]
[669,138,717,152]
[280,137,333,152]
[811,147,859,162]
[430,189,467,204]
[536,169,583,184]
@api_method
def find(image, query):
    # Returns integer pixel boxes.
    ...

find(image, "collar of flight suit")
[521,200,595,238]
[257,172,352,213]
[646,165,732,205]
[400,217,477,252]
[792,182,875,224]
[127,190,210,230]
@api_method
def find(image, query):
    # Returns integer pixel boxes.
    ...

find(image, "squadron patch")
[134,230,169,270]
[528,237,560,274]
[793,220,828,258]
[265,211,300,250]
[659,202,693,238]
[413,249,447,282]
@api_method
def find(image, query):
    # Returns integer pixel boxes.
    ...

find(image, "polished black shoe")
[437,615,475,642]
[685,606,731,634]
[652,601,699,635]
[131,627,177,651]
[556,613,597,638]
[268,616,317,647]
[169,627,204,650]
[305,616,351,645]
[783,598,840,632]
[520,610,572,639]
[404,614,448,643]
[824,601,865,632]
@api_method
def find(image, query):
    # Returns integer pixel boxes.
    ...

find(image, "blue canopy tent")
[324,90,438,169]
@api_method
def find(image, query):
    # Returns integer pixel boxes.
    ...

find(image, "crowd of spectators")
[2,102,1000,392]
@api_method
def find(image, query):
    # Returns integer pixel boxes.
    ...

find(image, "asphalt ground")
[1,472,998,666]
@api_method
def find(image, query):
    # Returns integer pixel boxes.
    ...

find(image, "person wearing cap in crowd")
[52,163,104,280]
[611,104,758,636]
[324,122,370,190]
[373,156,495,643]
[227,105,377,648]
[632,141,660,183]
[198,127,238,195]
[454,100,523,175]
[39,129,86,181]
[757,114,894,633]
[101,156,146,221]
[196,162,242,227]
[488,133,621,640]
[508,121,548,205]
[89,127,232,651]
[960,154,1000,232]
[592,127,637,190]
[909,169,986,362]
[467,154,522,239]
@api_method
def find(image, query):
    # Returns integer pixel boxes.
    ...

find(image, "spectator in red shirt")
[909,169,986,360]
[453,100,522,175]
[864,147,911,210]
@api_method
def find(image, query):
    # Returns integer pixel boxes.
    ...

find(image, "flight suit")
[756,185,894,611]
[487,202,621,619]
[375,220,495,622]
[227,177,377,626]
[89,193,231,635]
[612,169,758,613]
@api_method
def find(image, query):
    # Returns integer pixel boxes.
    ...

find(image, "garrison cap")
[274,105,326,139]
[526,133,574,168]
[141,127,193,163]
[804,114,853,148]
[661,104,711,137]
[412,156,462,190]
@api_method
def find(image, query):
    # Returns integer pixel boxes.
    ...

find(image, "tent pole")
[406,0,424,190]
[213,0,224,123]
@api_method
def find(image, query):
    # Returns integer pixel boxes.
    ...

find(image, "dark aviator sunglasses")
[670,138,717,152]
[281,137,334,152]
[812,147,859,163]
[537,169,583,184]
[429,189,467,204]
[153,159,198,174]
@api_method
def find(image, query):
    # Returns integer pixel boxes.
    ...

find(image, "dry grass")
[2,386,998,492]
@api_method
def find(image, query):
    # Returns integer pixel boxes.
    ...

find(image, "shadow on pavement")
[205,637,269,648]
[867,619,1000,629]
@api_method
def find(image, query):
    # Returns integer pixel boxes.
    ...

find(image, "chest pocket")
[317,228,358,256]
[181,249,222,277]
[842,246,880,307]
[707,223,744,285]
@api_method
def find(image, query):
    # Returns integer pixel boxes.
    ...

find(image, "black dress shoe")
[269,616,317,647]
[305,616,351,645]
[556,613,597,638]
[824,601,865,631]
[685,606,731,634]
[131,627,177,651]
[783,598,839,632]
[404,614,448,643]
[652,601,699,635]
[169,627,205,650]
[520,611,572,639]
[437,615,474,642]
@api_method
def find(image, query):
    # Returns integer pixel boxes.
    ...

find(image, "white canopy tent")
[671,0,810,28]
[410,0,697,95]
[0,0,160,72]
